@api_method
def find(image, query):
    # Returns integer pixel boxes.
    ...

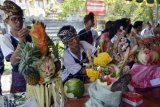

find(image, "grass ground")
[3,61,11,75]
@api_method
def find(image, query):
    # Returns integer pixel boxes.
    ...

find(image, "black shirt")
[78,29,93,45]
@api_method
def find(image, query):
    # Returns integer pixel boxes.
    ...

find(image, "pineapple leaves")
[18,42,42,75]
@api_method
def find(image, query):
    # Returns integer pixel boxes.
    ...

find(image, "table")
[64,87,160,107]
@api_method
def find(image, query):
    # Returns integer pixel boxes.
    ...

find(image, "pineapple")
[24,67,40,85]
[36,55,56,83]
[48,38,61,73]
[18,42,41,85]
[54,60,61,74]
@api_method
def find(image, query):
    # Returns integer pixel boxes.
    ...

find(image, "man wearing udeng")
[57,25,97,83]
[0,1,31,93]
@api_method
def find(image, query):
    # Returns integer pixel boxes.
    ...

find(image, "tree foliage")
[59,0,85,18]
[59,0,156,22]
[104,0,155,22]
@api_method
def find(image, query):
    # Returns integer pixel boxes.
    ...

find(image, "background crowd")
[58,11,160,84]
[0,0,160,94]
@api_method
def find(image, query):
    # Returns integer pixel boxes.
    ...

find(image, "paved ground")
[1,74,11,95]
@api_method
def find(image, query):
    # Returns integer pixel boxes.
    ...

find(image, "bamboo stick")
[45,84,49,107]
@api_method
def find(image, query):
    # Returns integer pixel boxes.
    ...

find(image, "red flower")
[155,36,160,41]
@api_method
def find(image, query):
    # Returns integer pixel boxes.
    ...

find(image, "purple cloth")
[10,71,26,93]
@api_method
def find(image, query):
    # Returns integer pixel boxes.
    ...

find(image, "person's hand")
[18,28,30,41]
[81,67,86,74]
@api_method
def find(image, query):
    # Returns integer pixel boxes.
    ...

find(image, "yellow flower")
[90,77,97,81]
[94,52,112,66]
[86,68,100,81]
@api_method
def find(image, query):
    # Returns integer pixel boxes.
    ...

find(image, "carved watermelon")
[64,78,85,99]
[137,48,158,65]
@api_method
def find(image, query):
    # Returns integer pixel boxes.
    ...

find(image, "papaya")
[30,21,48,55]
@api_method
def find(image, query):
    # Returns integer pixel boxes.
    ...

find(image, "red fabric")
[131,63,160,88]
[123,92,143,102]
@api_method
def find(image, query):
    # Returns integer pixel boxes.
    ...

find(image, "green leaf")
[104,66,110,75]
